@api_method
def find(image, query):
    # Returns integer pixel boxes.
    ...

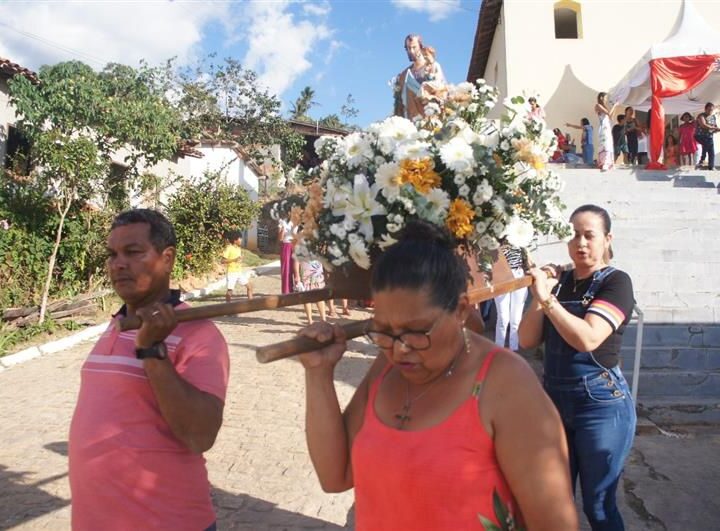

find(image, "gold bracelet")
[540,295,557,312]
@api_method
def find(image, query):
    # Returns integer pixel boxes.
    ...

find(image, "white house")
[0,56,264,249]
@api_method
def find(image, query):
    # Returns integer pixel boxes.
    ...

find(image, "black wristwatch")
[135,342,168,360]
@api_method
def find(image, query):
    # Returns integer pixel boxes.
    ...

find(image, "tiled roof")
[466,0,503,83]
[0,56,39,83]
[287,118,350,136]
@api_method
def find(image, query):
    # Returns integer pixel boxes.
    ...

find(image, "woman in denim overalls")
[519,204,636,531]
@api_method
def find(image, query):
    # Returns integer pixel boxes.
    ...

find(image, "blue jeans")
[543,268,636,530]
[545,369,636,530]
[582,144,594,165]
[696,135,715,169]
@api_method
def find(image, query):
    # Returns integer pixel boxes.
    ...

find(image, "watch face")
[156,342,168,359]
[137,342,167,360]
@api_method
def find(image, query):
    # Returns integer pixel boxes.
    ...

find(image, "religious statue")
[393,34,448,120]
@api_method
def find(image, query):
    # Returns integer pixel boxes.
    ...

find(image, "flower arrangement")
[295,80,571,272]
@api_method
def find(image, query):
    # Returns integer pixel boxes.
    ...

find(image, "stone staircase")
[534,168,720,418]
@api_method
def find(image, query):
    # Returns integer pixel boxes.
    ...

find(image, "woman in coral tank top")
[297,221,578,531]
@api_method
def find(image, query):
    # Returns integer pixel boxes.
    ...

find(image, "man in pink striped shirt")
[69,209,229,531]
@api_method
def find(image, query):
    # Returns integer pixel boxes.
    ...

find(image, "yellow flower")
[398,158,441,194]
[446,198,475,238]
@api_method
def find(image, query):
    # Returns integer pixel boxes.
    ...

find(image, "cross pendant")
[395,404,411,428]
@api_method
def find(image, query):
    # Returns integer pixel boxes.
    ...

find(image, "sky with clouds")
[0,0,482,126]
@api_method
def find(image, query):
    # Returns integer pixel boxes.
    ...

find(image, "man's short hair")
[617,114,625,122]
[111,209,177,252]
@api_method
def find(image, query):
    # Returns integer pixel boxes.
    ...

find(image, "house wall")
[0,77,19,166]
[483,8,509,119]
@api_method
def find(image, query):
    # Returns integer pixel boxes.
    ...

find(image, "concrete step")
[622,324,720,347]
[634,308,718,324]
[629,291,719,310]
[623,370,720,398]
[636,396,720,426]
[621,347,720,371]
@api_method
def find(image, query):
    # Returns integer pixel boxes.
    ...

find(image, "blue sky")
[0,0,482,126]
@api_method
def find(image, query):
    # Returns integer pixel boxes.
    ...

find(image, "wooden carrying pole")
[115,288,335,332]
[255,269,557,364]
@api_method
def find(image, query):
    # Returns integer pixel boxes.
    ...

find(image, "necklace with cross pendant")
[394,329,469,429]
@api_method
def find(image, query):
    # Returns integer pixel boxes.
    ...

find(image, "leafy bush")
[167,170,260,278]
[0,175,111,308]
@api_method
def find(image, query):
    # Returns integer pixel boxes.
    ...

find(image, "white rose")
[459,184,470,198]
[491,221,506,238]
[504,216,535,248]
[453,174,467,186]
[491,196,506,214]
[472,179,493,205]
[439,137,475,173]
[349,239,371,270]
[475,220,489,234]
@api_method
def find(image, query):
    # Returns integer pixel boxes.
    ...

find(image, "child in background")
[664,135,679,168]
[566,118,594,166]
[293,256,327,324]
[678,112,697,167]
[222,230,253,303]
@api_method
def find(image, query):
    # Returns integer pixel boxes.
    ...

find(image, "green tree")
[166,168,260,277]
[143,56,304,172]
[8,61,181,322]
[319,114,344,129]
[319,94,359,131]
[289,86,318,121]
[340,93,359,122]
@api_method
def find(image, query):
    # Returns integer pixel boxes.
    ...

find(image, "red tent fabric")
[647,54,719,169]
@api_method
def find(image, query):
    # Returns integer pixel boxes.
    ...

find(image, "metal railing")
[630,305,644,402]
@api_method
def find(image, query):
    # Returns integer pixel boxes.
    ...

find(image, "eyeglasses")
[365,317,442,351]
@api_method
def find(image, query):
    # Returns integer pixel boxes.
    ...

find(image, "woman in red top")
[298,221,578,531]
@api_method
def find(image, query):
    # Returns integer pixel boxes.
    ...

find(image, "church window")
[554,1,582,39]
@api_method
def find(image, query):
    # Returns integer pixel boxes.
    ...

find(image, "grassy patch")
[242,250,277,267]
[0,319,83,357]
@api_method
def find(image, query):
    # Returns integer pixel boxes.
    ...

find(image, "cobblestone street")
[0,273,372,530]
[1,271,719,530]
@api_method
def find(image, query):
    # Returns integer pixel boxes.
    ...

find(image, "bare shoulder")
[486,348,539,392]
[468,333,539,387]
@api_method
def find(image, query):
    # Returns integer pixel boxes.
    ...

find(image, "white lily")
[344,174,387,242]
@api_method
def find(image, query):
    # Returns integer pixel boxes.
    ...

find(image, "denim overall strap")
[579,266,616,308]
[544,267,616,379]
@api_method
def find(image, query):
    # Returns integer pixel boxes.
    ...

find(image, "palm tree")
[290,86,317,120]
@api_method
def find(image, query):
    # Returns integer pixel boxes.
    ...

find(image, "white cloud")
[391,0,460,21]
[242,1,332,96]
[303,1,332,17]
[0,1,229,70]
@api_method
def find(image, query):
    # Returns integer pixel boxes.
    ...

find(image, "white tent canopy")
[610,0,720,114]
